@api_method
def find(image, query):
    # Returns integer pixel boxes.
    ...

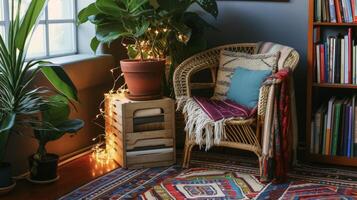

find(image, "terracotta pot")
[120,59,165,101]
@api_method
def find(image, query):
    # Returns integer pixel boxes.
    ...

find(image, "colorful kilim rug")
[59,153,357,200]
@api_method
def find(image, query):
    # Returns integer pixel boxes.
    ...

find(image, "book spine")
[321,44,326,83]
[342,38,345,83]
[348,105,353,157]
[329,0,337,22]
[349,28,353,84]
[346,0,354,22]
[355,104,357,156]
[329,37,333,82]
[352,0,357,22]
[317,45,321,83]
[343,35,348,83]
[335,0,343,22]
[340,0,348,22]
[352,41,356,84]
[344,105,350,156]
[326,98,335,155]
[332,103,341,155]
[335,37,341,83]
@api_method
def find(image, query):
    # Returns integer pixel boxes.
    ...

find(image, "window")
[0,0,77,59]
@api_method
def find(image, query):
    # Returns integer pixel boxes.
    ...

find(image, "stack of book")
[314,28,357,84]
[311,96,357,157]
[315,0,357,23]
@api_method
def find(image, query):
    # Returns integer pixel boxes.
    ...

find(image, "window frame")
[0,0,78,59]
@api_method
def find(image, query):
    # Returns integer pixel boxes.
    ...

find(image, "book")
[325,97,336,155]
[329,37,334,82]
[315,104,326,154]
[341,38,345,83]
[316,0,322,22]
[335,0,343,22]
[352,0,357,22]
[343,0,353,22]
[353,42,356,84]
[316,45,321,83]
[343,100,350,155]
[344,34,349,83]
[335,35,342,83]
[329,0,337,22]
[321,44,326,83]
[348,28,353,84]
[340,0,348,22]
[332,101,342,155]
[322,113,328,154]
[351,95,355,155]
[354,104,357,156]
[348,105,353,157]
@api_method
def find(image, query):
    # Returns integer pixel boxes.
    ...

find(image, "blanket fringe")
[177,97,229,151]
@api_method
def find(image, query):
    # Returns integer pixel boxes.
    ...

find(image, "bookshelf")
[307,0,357,167]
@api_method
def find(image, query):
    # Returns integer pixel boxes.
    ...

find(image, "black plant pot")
[0,162,12,187]
[29,153,59,182]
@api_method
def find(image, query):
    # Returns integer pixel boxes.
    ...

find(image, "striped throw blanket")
[177,96,255,150]
[260,68,292,183]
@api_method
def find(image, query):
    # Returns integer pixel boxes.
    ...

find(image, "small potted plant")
[78,0,218,99]
[29,95,84,183]
[0,0,79,192]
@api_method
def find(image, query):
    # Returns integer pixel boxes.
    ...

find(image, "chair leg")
[183,144,194,168]
[182,143,189,167]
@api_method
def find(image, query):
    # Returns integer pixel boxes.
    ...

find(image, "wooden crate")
[105,93,176,168]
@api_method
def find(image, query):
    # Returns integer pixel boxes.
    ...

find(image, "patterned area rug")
[59,153,357,200]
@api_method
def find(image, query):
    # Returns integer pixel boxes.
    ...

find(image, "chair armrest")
[257,77,283,122]
[173,50,220,98]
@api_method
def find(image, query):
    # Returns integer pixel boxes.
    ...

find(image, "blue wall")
[205,0,309,143]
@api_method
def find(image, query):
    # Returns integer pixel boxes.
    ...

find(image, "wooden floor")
[1,153,119,200]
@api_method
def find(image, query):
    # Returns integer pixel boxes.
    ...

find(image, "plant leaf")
[77,3,100,24]
[95,0,126,17]
[56,119,84,134]
[96,22,131,43]
[42,95,70,126]
[15,0,48,50]
[0,113,16,133]
[40,64,79,102]
[90,37,100,53]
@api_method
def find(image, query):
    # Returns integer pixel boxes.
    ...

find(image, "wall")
[203,0,308,145]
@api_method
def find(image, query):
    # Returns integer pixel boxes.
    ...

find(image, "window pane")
[27,25,46,58]
[48,0,74,20]
[9,0,45,20]
[0,0,4,20]
[49,23,75,55]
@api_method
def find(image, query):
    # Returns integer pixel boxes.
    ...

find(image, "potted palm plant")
[29,95,84,183]
[78,0,218,99]
[0,0,79,191]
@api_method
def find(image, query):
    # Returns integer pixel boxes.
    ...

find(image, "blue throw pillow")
[227,67,272,109]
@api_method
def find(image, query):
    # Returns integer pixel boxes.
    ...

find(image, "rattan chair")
[173,43,299,169]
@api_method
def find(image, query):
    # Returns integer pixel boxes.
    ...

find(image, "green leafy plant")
[78,0,218,96]
[0,0,79,164]
[32,95,84,161]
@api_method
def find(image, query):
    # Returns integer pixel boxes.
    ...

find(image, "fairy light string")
[91,27,183,165]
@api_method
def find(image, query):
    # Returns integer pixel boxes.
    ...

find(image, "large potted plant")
[0,0,79,192]
[29,95,84,183]
[78,0,218,99]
